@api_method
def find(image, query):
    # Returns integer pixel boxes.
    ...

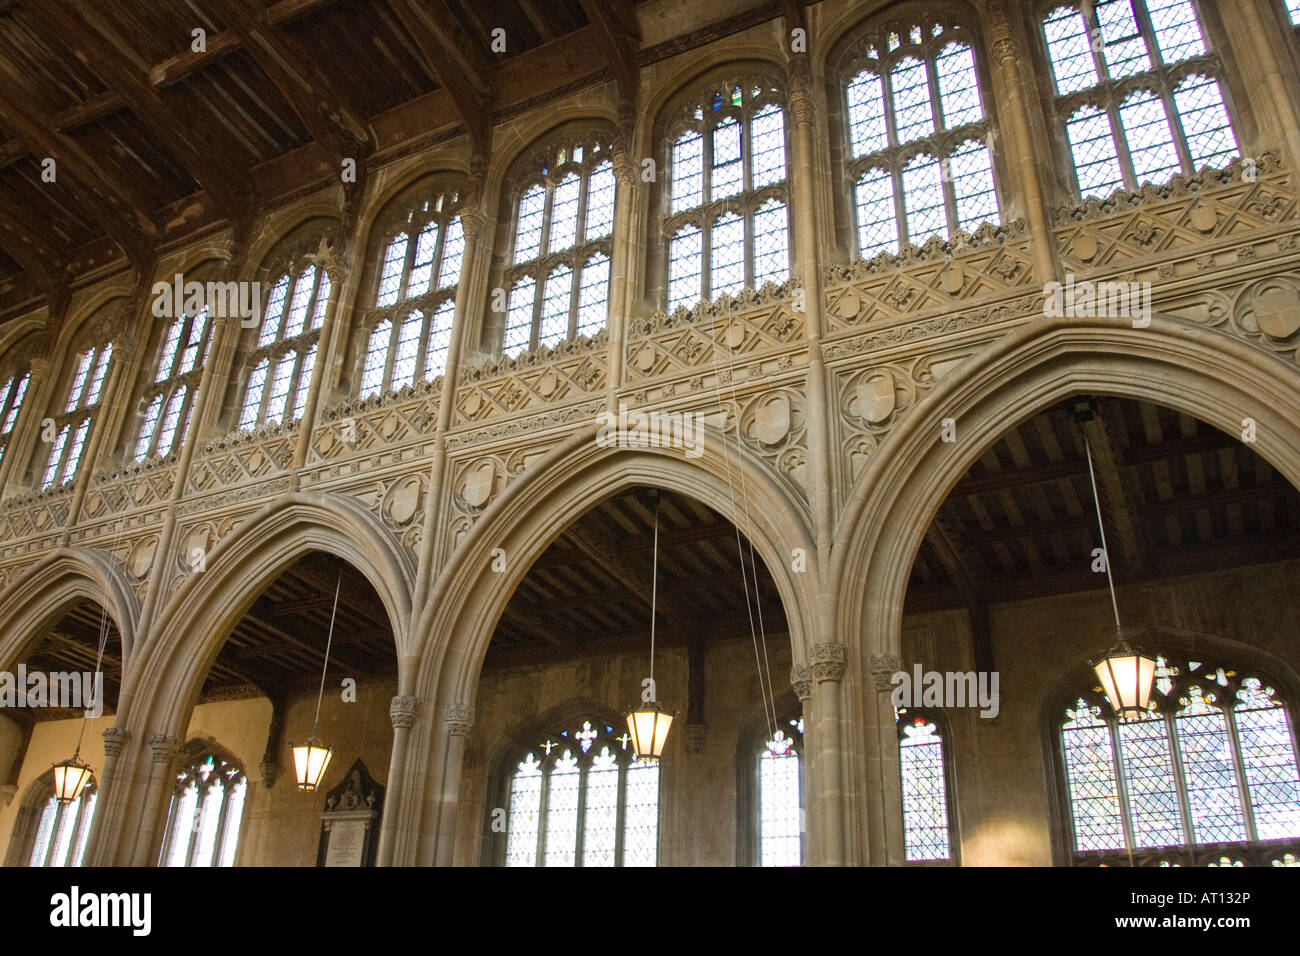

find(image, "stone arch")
[0,547,138,672]
[834,312,1300,671]
[125,493,414,739]
[414,424,816,706]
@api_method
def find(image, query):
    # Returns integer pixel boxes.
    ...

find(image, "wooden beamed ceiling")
[0,0,793,313]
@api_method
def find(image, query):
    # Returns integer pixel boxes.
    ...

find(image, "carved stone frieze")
[455,331,607,424]
[81,457,177,520]
[1053,153,1294,274]
[310,382,440,462]
[735,386,809,499]
[1156,271,1300,365]
[0,484,74,544]
[823,226,1033,332]
[625,284,803,381]
[187,425,299,495]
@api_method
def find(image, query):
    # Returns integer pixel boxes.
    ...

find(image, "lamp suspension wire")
[649,493,659,693]
[313,571,343,734]
[705,304,778,742]
[1084,433,1124,635]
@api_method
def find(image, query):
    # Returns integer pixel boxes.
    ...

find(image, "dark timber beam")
[578,0,640,102]
[206,0,372,157]
[386,0,494,154]
[31,1,251,223]
[1082,402,1147,572]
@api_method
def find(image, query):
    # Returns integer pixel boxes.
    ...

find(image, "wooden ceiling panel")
[76,111,201,206]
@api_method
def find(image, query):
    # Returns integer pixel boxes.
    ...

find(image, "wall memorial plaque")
[316,758,385,867]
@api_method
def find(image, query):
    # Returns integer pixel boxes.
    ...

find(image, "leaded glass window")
[502,137,615,357]
[362,181,464,396]
[1059,657,1300,865]
[841,19,1000,258]
[898,710,954,862]
[135,304,211,460]
[43,341,113,490]
[1288,0,1300,27]
[238,258,331,431]
[664,77,791,312]
[25,782,97,867]
[502,718,659,867]
[757,716,804,867]
[0,366,29,468]
[159,752,246,867]
[1042,1,1239,199]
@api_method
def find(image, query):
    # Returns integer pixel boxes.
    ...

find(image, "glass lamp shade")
[291,738,333,792]
[625,703,674,760]
[51,756,94,804]
[1093,647,1156,718]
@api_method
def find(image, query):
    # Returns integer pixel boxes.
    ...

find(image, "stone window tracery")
[501,718,659,867]
[1040,0,1239,198]
[159,751,247,867]
[43,336,114,490]
[238,244,332,432]
[839,17,1001,258]
[362,178,465,397]
[663,75,791,312]
[1058,656,1300,865]
[0,363,30,469]
[135,300,212,461]
[501,135,615,357]
[19,775,97,867]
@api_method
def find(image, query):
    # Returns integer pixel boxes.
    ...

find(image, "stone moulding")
[310,382,441,463]
[186,423,300,495]
[455,330,608,425]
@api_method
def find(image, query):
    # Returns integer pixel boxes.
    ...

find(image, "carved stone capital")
[0,783,16,807]
[788,55,814,126]
[101,726,131,759]
[260,758,281,790]
[390,695,420,730]
[460,208,493,244]
[986,0,1019,62]
[683,722,706,754]
[870,653,903,692]
[445,702,473,737]
[790,663,812,701]
[147,733,182,764]
[811,643,847,682]
[26,357,52,380]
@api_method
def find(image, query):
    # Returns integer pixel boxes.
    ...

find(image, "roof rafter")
[386,0,494,154]
[28,0,251,224]
[578,0,640,101]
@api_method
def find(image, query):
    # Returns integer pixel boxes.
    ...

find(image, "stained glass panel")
[262,275,290,342]
[549,173,582,252]
[1235,680,1300,840]
[505,753,543,867]
[539,266,574,349]
[623,759,660,867]
[1174,75,1238,170]
[361,320,390,398]
[1063,699,1127,851]
[239,360,268,430]
[407,221,439,297]
[576,253,610,338]
[710,212,746,299]
[504,276,536,356]
[1096,0,1151,78]
[672,130,704,213]
[28,800,57,867]
[1175,688,1248,844]
[582,748,619,867]
[543,749,580,867]
[514,183,546,263]
[950,140,999,232]
[292,345,316,422]
[901,154,946,246]
[890,56,935,143]
[438,216,465,290]
[711,118,743,200]
[284,266,316,338]
[751,105,786,189]
[669,225,703,312]
[1117,711,1184,847]
[935,42,982,128]
[425,300,455,380]
[1068,106,1126,197]
[753,199,789,288]
[1146,0,1206,64]
[846,70,887,157]
[759,735,802,866]
[585,162,616,240]
[392,313,421,390]
[376,235,407,308]
[1044,5,1097,95]
[855,168,897,258]
[900,719,951,861]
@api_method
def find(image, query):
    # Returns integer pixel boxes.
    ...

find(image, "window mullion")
[1109,102,1141,191]
[1223,704,1259,844]
[40,803,61,867]
[536,764,550,866]
[184,787,204,867]
[575,762,588,867]
[210,786,233,866]
[1163,87,1198,175]
[385,319,401,393]
[1164,710,1199,863]
[702,219,713,303]
[1107,716,1139,860]
[568,264,580,342]
[398,231,415,305]
[615,759,628,867]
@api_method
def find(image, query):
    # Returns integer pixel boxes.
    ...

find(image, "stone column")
[375,693,419,866]
[790,662,812,864]
[607,101,639,403]
[810,642,846,865]
[868,652,905,865]
[126,733,183,867]
[292,240,352,474]
[1219,0,1300,170]
[985,1,1059,285]
[81,725,130,865]
[434,702,473,866]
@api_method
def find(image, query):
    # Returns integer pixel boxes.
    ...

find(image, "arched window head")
[663,75,791,312]
[500,717,659,867]
[501,134,616,357]
[362,179,466,397]
[1058,655,1300,866]
[839,18,999,259]
[135,271,217,461]
[0,361,31,469]
[42,305,119,490]
[1042,1,1239,199]
[159,750,247,867]
[11,773,97,867]
[757,716,804,866]
[238,237,334,432]
[897,708,955,862]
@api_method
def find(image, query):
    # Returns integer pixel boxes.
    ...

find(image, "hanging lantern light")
[291,737,334,792]
[626,490,674,761]
[291,572,342,792]
[52,753,94,804]
[1092,638,1156,719]
[625,700,674,761]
